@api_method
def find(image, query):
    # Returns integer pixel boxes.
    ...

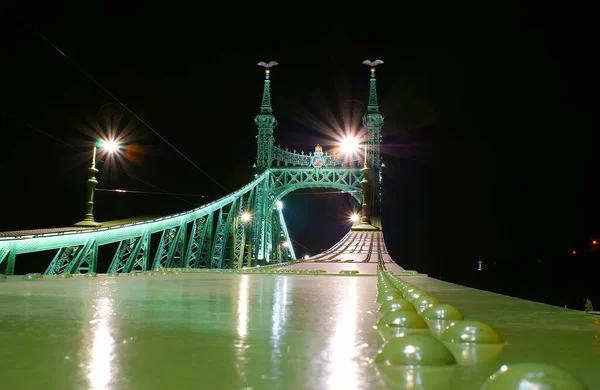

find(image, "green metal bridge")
[1,61,598,389]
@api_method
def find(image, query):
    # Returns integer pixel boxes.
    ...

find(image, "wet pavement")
[1,272,598,389]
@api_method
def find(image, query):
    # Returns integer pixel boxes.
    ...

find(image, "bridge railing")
[0,172,273,275]
[272,146,344,167]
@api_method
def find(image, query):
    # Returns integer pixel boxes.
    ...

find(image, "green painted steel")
[0,61,385,274]
[107,229,150,273]
[276,206,296,260]
[152,221,186,270]
[44,238,97,275]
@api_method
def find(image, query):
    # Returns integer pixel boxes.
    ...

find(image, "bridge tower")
[252,62,279,263]
[254,62,278,170]
[362,60,384,228]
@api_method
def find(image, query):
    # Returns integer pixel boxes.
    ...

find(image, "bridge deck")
[0,272,597,389]
[284,230,405,274]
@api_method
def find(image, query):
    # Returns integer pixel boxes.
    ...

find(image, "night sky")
[2,4,599,309]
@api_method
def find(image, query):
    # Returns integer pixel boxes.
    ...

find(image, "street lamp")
[350,213,360,223]
[339,138,379,231]
[241,212,252,222]
[340,136,359,155]
[74,139,120,227]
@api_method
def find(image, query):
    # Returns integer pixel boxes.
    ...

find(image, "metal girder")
[251,172,270,262]
[269,168,363,208]
[233,191,253,269]
[184,214,212,268]
[107,229,150,273]
[241,188,255,268]
[270,209,281,263]
[0,173,266,255]
[44,237,97,275]
[71,239,98,274]
[210,200,236,269]
[0,246,15,275]
[1,166,368,272]
[152,221,186,270]
[197,214,214,268]
[277,206,296,260]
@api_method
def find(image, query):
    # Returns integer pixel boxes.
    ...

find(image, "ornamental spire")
[257,61,278,114]
[362,59,383,113]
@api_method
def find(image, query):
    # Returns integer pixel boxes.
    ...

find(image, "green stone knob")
[379,298,417,313]
[482,363,588,389]
[440,320,503,344]
[412,295,440,312]
[377,309,429,330]
[374,334,456,366]
[376,290,404,304]
[422,304,464,321]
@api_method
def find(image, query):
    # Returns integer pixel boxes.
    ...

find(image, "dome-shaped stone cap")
[481,362,588,389]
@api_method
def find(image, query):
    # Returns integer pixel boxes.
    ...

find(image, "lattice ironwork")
[184,215,211,268]
[272,146,343,167]
[210,202,236,269]
[107,230,150,273]
[0,61,386,273]
[44,238,97,275]
[152,222,186,270]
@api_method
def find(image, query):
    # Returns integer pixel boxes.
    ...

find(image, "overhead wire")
[289,238,312,255]
[15,12,229,193]
[95,188,208,197]
[2,109,197,206]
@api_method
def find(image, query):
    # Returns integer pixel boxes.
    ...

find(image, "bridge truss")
[0,60,384,275]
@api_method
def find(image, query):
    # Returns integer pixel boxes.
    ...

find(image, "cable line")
[16,12,229,193]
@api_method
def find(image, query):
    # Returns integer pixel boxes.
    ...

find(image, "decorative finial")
[257,61,279,79]
[257,61,278,114]
[362,59,383,75]
[362,59,383,113]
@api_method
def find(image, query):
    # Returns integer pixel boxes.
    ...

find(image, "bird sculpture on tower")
[257,61,279,68]
[362,59,384,67]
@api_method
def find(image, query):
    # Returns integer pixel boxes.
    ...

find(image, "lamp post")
[341,136,379,231]
[74,139,119,227]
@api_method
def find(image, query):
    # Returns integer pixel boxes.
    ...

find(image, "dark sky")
[2,4,599,307]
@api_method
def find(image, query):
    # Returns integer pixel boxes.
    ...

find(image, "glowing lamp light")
[97,139,120,153]
[282,241,289,248]
[241,212,252,222]
[572,250,577,255]
[303,255,310,259]
[593,240,597,245]
[276,201,283,210]
[340,136,359,154]
[350,213,360,222]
